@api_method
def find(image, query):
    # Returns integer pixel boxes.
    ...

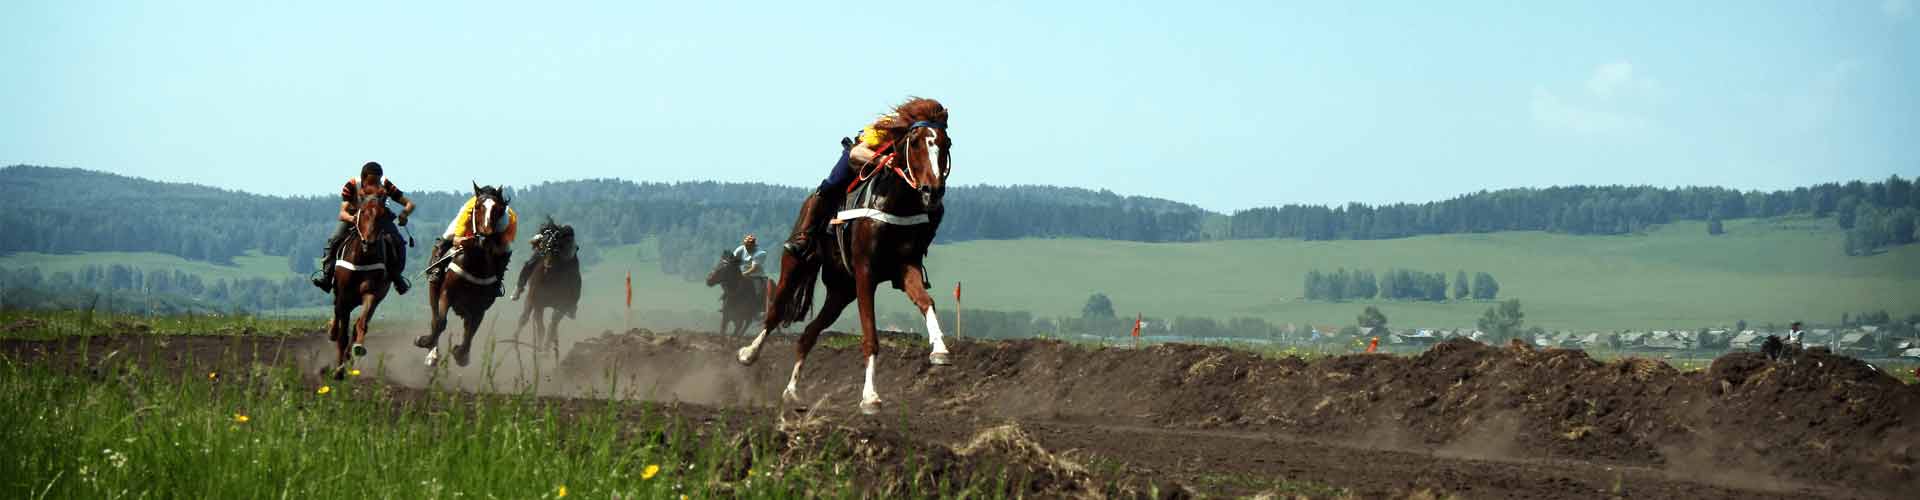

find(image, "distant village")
[1318,324,1920,359]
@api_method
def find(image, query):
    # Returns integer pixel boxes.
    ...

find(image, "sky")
[4,1,1917,211]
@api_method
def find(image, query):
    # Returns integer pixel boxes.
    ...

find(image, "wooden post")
[624,270,632,329]
[953,281,963,339]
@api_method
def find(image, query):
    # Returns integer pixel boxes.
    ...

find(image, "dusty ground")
[5,329,1914,499]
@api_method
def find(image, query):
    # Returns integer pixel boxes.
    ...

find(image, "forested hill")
[3,165,1916,280]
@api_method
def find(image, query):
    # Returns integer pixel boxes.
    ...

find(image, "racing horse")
[323,183,405,379]
[738,99,953,414]
[511,218,580,357]
[705,251,768,337]
[416,183,512,367]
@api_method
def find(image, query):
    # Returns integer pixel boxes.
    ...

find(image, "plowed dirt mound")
[566,332,1919,495]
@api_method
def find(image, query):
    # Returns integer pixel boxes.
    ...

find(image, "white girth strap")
[447,262,499,285]
[334,260,386,272]
[834,208,929,226]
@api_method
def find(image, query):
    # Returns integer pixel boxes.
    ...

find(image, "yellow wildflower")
[317,386,332,395]
[208,372,218,380]
[642,464,660,480]
[555,485,567,498]
[233,414,250,424]
[349,369,362,377]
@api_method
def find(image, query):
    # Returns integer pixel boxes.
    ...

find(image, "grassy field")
[0,345,877,498]
[6,215,1918,333]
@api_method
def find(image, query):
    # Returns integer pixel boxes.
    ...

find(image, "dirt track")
[6,329,1915,499]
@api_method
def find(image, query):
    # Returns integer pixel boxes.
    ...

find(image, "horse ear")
[472,181,481,196]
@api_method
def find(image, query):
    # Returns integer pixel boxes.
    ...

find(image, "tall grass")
[0,309,320,341]
[0,340,873,499]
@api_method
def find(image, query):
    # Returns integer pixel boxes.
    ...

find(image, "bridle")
[861,121,948,191]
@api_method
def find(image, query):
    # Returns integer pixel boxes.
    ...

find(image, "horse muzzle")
[919,186,941,211]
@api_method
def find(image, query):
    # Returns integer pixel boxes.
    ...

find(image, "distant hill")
[2,165,1915,281]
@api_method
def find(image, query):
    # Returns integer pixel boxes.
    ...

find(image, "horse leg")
[741,254,814,364]
[853,269,883,415]
[454,308,483,367]
[899,265,952,365]
[530,305,547,355]
[545,306,562,358]
[418,282,452,366]
[352,289,382,359]
[514,296,534,340]
[327,295,354,378]
[785,285,854,405]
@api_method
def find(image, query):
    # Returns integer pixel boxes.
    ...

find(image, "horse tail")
[772,263,818,329]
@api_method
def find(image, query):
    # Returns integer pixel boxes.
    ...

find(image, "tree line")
[6,166,1917,285]
[0,265,324,314]
[1303,269,1498,302]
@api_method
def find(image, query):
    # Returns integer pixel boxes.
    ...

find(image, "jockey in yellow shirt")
[434,188,519,296]
[782,97,946,260]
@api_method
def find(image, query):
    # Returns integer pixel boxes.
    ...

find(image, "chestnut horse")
[323,186,403,379]
[738,103,953,415]
[416,184,512,367]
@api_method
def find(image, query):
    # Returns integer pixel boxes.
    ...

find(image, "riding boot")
[311,239,338,292]
[389,242,411,295]
[781,189,837,261]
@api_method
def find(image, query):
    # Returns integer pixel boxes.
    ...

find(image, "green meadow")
[6,216,1917,333]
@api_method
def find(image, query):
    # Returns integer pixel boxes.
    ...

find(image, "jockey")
[733,234,768,279]
[782,97,946,260]
[433,191,519,297]
[312,161,416,294]
[509,223,561,301]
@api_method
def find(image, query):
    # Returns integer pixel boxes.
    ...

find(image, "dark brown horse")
[738,100,952,414]
[416,184,512,367]
[705,251,768,337]
[511,218,579,357]
[323,185,402,379]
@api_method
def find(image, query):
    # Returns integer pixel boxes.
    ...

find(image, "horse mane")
[538,215,563,235]
[872,97,948,133]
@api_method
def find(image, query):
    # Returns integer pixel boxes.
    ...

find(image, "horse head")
[884,98,950,211]
[706,251,742,288]
[470,182,510,243]
[540,224,577,270]
[354,185,390,255]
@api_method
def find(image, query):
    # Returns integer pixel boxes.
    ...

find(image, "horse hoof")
[424,348,440,367]
[413,336,434,349]
[454,346,472,367]
[929,351,951,366]
[737,346,759,366]
[782,387,802,405]
[352,344,368,357]
[332,366,347,381]
[859,398,882,416]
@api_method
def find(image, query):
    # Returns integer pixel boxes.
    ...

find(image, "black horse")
[511,218,580,357]
[705,251,768,337]
[738,98,953,415]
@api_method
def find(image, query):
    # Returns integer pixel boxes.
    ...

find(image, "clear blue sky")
[5,1,1916,211]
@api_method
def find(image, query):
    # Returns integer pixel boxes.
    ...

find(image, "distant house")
[1901,348,1920,359]
[1729,330,1771,349]
[1836,331,1878,354]
[1391,329,1439,346]
[1642,331,1692,350]
[1617,331,1650,348]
